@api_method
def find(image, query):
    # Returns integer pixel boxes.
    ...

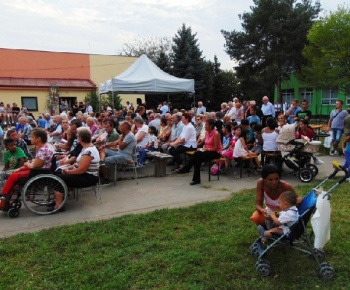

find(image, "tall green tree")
[301,6,350,93]
[221,0,320,103]
[171,24,206,107]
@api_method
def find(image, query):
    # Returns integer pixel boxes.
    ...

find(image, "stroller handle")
[332,161,348,183]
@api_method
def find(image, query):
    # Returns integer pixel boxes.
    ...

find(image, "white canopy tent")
[99,54,195,95]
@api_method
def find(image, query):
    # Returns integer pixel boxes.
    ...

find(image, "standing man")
[296,100,312,121]
[197,101,206,115]
[85,102,93,114]
[285,99,301,124]
[160,102,169,117]
[261,96,275,127]
[327,99,348,156]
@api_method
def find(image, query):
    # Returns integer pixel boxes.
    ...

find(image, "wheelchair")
[2,154,69,218]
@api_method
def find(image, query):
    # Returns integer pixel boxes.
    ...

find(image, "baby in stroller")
[257,191,299,243]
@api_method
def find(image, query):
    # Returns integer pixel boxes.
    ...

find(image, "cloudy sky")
[0,0,345,70]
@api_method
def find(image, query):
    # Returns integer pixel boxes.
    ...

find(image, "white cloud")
[0,0,345,70]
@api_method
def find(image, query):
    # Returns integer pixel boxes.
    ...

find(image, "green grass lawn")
[1,181,350,289]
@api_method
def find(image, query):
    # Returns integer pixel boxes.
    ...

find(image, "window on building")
[282,89,294,108]
[322,90,338,105]
[21,97,38,111]
[300,88,313,105]
[346,93,350,106]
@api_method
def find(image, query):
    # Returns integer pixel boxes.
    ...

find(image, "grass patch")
[1,181,350,288]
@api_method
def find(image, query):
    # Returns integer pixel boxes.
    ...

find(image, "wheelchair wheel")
[8,207,20,218]
[22,174,68,215]
[307,164,319,177]
[298,168,313,183]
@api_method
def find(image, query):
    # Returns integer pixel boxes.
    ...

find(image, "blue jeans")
[138,147,156,164]
[331,129,343,144]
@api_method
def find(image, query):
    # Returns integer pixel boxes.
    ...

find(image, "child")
[21,103,28,114]
[341,133,350,181]
[257,191,299,242]
[247,106,260,125]
[221,124,232,154]
[0,138,26,186]
[7,129,32,160]
[222,125,241,172]
[233,128,261,170]
[138,126,158,166]
[252,124,263,155]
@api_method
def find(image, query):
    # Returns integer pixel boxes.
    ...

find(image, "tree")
[301,6,350,93]
[120,35,173,63]
[84,90,100,112]
[221,0,320,103]
[171,24,206,107]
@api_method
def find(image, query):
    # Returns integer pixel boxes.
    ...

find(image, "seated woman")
[251,164,301,227]
[261,117,279,165]
[0,128,55,209]
[177,119,221,185]
[54,127,100,210]
[158,117,171,149]
[133,116,149,151]
[296,119,316,141]
[233,128,261,170]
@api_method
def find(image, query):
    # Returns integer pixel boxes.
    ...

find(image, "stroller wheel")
[250,243,259,257]
[298,168,313,183]
[8,207,20,218]
[319,264,335,280]
[307,164,319,177]
[313,248,326,262]
[256,262,271,277]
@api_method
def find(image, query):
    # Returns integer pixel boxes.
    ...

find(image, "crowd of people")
[0,95,350,212]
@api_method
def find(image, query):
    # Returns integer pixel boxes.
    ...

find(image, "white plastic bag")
[323,131,332,148]
[311,191,331,249]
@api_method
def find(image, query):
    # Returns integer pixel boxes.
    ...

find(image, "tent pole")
[167,93,169,103]
[112,91,114,111]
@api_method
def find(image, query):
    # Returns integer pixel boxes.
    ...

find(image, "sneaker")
[314,157,324,165]
[0,196,8,209]
[100,178,111,186]
[330,149,335,156]
[347,177,350,183]
[333,150,339,156]
[136,163,143,168]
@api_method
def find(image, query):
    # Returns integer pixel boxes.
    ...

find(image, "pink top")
[263,181,288,211]
[205,129,222,154]
[35,143,55,169]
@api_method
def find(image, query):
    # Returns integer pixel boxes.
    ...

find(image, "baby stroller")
[250,161,348,279]
[276,123,321,183]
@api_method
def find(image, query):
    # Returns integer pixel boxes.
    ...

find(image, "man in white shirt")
[225,101,236,121]
[197,101,206,115]
[261,96,275,127]
[85,102,93,114]
[169,112,197,170]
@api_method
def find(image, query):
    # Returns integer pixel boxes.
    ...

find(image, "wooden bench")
[261,151,282,166]
[209,157,226,181]
[238,155,256,178]
[147,151,173,177]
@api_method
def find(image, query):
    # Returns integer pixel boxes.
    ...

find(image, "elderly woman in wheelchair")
[0,127,99,218]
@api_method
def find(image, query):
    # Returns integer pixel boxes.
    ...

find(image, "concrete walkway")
[1,154,346,238]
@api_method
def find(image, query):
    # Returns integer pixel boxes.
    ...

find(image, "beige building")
[0,48,144,117]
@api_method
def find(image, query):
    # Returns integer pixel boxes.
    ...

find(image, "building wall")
[0,89,90,116]
[275,74,348,117]
[0,48,145,113]
[89,54,144,106]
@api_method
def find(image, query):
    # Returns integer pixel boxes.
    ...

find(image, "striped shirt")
[75,146,100,176]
